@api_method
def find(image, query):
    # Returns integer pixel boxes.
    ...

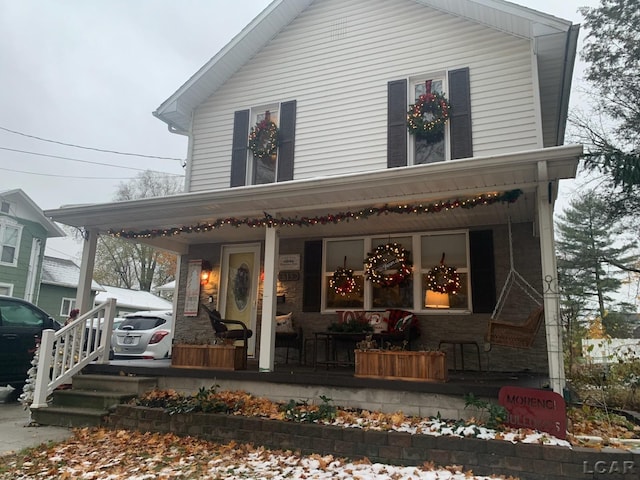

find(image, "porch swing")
[485,218,544,350]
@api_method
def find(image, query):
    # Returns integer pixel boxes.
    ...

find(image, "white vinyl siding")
[188,0,538,192]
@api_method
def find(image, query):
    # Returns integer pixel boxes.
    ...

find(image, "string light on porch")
[108,189,523,239]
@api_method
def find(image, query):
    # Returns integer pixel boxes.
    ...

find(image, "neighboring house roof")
[96,285,173,311]
[154,280,175,293]
[40,256,104,291]
[0,189,65,237]
[153,0,578,147]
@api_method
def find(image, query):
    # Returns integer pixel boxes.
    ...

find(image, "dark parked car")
[0,295,62,397]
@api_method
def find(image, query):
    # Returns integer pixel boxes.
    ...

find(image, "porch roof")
[43,145,582,254]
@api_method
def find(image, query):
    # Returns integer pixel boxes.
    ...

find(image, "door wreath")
[364,243,412,287]
[248,111,279,160]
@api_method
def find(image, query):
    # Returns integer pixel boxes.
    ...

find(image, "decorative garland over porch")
[109,189,523,239]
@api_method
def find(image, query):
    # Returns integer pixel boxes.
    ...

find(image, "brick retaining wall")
[108,405,638,480]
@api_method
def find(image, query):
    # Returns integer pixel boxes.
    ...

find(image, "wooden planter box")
[355,350,447,382]
[172,344,245,370]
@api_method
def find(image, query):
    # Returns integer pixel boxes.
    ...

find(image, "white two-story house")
[46,0,581,393]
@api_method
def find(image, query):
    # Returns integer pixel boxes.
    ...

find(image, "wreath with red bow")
[248,112,279,160]
[407,80,451,144]
[364,243,412,288]
[426,253,460,294]
[330,267,357,296]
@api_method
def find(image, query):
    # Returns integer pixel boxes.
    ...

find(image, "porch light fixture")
[425,290,450,309]
[201,261,213,285]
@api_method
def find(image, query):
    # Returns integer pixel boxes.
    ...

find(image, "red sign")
[498,386,566,439]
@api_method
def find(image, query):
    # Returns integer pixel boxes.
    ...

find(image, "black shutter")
[230,109,250,187]
[387,79,407,168]
[469,230,496,313]
[277,100,296,182]
[448,67,473,159]
[302,240,322,312]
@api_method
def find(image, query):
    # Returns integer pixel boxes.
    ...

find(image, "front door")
[219,244,260,357]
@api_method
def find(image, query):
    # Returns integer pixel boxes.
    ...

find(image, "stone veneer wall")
[109,405,639,480]
[172,222,550,372]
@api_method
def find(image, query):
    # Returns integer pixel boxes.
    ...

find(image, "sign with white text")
[499,386,566,439]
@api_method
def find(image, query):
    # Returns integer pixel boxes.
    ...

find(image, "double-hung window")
[323,231,470,312]
[410,75,448,165]
[0,221,21,266]
[249,106,279,185]
[60,298,77,317]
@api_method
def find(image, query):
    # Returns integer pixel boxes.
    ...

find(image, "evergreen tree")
[556,192,638,326]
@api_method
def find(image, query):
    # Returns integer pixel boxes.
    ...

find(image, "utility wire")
[0,166,137,180]
[0,146,184,175]
[0,125,184,162]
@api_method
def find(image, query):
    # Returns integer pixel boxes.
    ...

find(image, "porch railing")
[30,298,116,409]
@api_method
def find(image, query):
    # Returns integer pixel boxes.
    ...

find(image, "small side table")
[438,340,482,371]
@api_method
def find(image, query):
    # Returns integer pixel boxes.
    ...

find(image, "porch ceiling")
[44,145,582,253]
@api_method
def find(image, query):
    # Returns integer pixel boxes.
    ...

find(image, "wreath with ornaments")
[330,267,357,296]
[407,80,451,144]
[426,253,461,294]
[364,242,412,287]
[248,111,279,160]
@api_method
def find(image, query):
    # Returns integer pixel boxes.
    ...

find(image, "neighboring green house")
[39,256,103,324]
[0,189,64,303]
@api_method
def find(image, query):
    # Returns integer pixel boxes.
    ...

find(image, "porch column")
[536,161,565,395]
[77,228,98,314]
[258,226,279,372]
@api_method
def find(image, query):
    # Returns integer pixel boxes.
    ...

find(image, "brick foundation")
[108,405,639,480]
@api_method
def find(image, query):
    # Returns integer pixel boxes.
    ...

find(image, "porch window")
[410,77,448,165]
[61,297,76,317]
[0,222,21,266]
[249,106,279,185]
[323,231,470,312]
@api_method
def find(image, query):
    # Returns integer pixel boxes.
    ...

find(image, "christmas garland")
[329,267,357,296]
[407,88,451,143]
[426,254,460,294]
[364,243,412,287]
[248,117,279,160]
[109,189,523,239]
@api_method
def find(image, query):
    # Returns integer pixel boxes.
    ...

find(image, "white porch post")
[258,226,279,372]
[77,228,98,314]
[537,161,565,395]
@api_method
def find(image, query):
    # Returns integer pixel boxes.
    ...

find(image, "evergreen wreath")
[407,80,451,143]
[248,111,279,160]
[364,242,412,287]
[426,253,460,294]
[329,267,357,296]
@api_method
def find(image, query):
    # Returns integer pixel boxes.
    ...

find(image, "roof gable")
[0,189,65,237]
[154,0,578,146]
[41,256,104,290]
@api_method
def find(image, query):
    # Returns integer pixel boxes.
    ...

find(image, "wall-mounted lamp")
[425,290,450,309]
[201,260,212,285]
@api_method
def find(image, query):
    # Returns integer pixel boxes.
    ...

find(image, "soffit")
[45,145,581,253]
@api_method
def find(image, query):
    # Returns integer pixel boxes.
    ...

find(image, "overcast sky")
[0,0,599,261]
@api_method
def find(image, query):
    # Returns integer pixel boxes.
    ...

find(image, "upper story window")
[410,76,449,165]
[323,231,470,312]
[0,220,21,266]
[0,201,11,214]
[248,106,279,185]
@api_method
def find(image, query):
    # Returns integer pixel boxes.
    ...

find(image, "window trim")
[407,72,450,166]
[322,230,471,314]
[0,220,22,267]
[0,200,11,214]
[60,297,76,317]
[0,282,13,296]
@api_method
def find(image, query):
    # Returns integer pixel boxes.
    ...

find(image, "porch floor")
[83,358,549,399]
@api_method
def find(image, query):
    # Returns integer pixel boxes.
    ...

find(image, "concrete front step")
[51,389,136,410]
[72,374,158,395]
[31,405,110,428]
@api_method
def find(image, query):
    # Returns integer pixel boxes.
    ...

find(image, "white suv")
[111,310,173,359]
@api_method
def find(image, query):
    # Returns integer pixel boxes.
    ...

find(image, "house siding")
[187,0,538,192]
[0,218,47,300]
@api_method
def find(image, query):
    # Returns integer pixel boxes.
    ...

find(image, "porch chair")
[202,304,253,369]
[485,306,544,350]
[274,312,304,364]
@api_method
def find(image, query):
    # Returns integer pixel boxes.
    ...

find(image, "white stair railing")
[31,298,117,409]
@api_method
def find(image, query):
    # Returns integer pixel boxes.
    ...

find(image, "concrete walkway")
[0,402,73,456]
